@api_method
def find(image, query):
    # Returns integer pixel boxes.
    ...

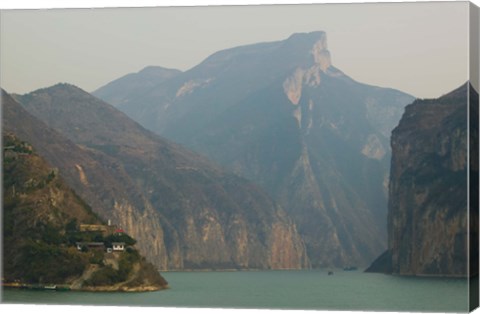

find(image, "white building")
[112,242,125,252]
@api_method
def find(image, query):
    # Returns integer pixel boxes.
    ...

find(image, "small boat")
[328,271,334,275]
[343,266,358,271]
[44,285,57,290]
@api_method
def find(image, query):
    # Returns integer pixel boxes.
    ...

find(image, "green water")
[1,270,470,312]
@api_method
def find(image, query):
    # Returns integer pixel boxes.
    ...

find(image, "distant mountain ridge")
[94,31,415,267]
[93,66,182,108]
[7,85,309,270]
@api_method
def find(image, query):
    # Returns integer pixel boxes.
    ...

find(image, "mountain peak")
[25,83,83,97]
[92,66,182,107]
[285,31,331,70]
[286,31,327,43]
[138,66,182,78]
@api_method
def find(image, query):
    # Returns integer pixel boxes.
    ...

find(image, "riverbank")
[2,282,71,291]
[78,284,168,292]
[4,259,169,293]
[2,282,167,293]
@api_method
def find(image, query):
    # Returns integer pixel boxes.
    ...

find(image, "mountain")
[2,132,167,291]
[6,86,309,270]
[366,83,478,276]
[3,89,170,269]
[93,66,181,111]
[94,31,415,267]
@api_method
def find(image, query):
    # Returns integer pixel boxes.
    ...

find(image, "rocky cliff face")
[367,83,477,276]
[6,86,309,270]
[94,31,414,267]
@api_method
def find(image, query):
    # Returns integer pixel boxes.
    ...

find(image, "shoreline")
[1,282,168,293]
[73,284,169,292]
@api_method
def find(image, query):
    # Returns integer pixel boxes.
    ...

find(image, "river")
[1,270,470,312]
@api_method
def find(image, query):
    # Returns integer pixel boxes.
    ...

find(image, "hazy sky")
[0,1,474,98]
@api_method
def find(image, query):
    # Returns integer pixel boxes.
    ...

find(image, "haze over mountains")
[94,31,415,267]
[4,87,309,270]
[7,29,472,274]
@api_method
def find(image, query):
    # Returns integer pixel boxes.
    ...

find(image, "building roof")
[76,242,105,246]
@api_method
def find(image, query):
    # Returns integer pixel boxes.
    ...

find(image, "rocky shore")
[3,261,168,293]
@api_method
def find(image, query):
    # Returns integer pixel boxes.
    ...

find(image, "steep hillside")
[94,31,414,267]
[7,86,309,270]
[2,133,167,291]
[3,89,170,269]
[367,83,477,276]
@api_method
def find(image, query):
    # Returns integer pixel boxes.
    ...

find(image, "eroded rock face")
[111,200,169,269]
[311,34,331,71]
[361,134,386,160]
[368,83,477,276]
[282,34,330,106]
[283,68,306,105]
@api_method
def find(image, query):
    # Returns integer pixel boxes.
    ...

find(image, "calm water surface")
[1,270,469,312]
